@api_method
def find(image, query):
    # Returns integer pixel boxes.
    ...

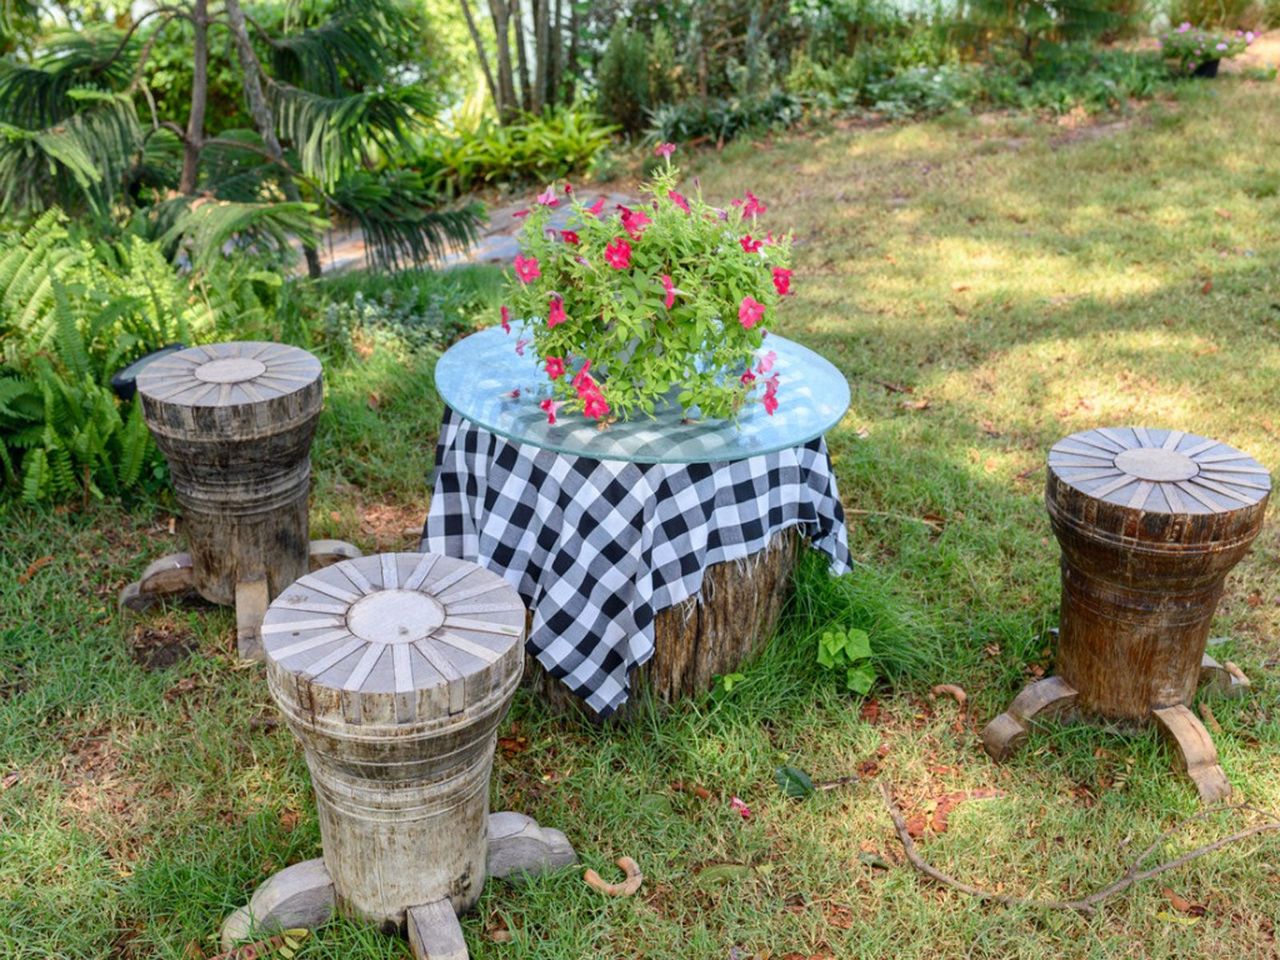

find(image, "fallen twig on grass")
[929,684,968,717]
[846,509,944,530]
[584,856,643,896]
[878,781,1280,917]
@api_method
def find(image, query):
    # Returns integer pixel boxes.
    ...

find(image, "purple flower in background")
[1216,42,1228,50]
[1177,21,1191,32]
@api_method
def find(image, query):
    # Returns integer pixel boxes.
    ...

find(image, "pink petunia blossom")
[655,142,676,159]
[561,230,580,245]
[1177,21,1191,31]
[772,267,792,296]
[547,295,566,328]
[604,237,632,270]
[586,197,607,218]
[740,234,763,254]
[571,360,592,391]
[513,209,530,219]
[755,350,776,375]
[514,254,540,284]
[738,296,765,329]
[515,338,528,357]
[729,796,752,820]
[660,274,676,310]
[622,208,652,240]
[742,191,767,218]
[582,393,610,420]
[668,190,690,213]
[564,182,574,195]
[741,369,756,385]
[535,186,559,207]
[500,305,511,334]
[539,397,562,425]
[762,373,780,415]
[545,356,565,379]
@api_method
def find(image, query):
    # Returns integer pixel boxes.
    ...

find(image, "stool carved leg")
[118,553,197,613]
[1153,705,1232,803]
[220,811,577,955]
[981,676,1079,762]
[1199,653,1251,699]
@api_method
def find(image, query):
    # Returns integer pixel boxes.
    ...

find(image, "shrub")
[500,147,794,423]
[415,108,617,198]
[597,22,652,137]
[647,91,805,146]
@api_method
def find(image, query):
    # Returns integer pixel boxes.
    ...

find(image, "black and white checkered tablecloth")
[421,406,852,716]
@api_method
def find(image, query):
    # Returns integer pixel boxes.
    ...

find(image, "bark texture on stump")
[136,342,323,606]
[1045,427,1270,728]
[526,527,802,718]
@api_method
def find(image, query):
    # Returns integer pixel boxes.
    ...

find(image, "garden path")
[314,189,640,275]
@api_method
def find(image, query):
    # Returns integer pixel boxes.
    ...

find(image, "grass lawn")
[3,78,1280,959]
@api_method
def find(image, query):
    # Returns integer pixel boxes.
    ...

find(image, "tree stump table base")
[982,427,1270,805]
[220,812,576,957]
[118,540,363,658]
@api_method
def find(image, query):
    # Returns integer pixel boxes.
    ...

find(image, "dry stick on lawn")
[878,781,1280,917]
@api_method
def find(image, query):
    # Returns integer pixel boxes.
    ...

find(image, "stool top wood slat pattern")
[136,341,321,408]
[1048,427,1270,516]
[262,553,525,723]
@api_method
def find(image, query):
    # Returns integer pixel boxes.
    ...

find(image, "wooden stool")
[983,427,1270,803]
[122,342,359,657]
[220,553,575,959]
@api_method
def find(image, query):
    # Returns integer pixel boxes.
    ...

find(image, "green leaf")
[846,663,877,695]
[842,627,872,662]
[774,765,815,799]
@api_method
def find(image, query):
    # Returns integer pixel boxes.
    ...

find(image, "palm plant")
[0,0,482,276]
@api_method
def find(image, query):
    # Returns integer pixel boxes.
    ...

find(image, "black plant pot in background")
[1192,58,1221,78]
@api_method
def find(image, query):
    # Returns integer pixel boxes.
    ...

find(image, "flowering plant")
[1157,23,1255,73]
[499,144,793,425]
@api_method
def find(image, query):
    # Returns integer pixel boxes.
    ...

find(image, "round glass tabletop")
[433,326,851,464]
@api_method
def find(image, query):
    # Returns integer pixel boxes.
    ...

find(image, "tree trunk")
[179,0,208,195]
[458,0,500,114]
[563,1,578,103]
[547,0,563,107]
[510,0,532,114]
[222,0,322,278]
[531,0,549,114]
[488,0,517,123]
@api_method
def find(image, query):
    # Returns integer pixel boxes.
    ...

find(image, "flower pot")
[1192,58,1220,78]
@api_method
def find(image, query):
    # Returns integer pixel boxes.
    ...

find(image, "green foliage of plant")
[504,154,793,423]
[648,91,804,146]
[415,108,617,199]
[1158,23,1258,73]
[817,625,877,694]
[597,22,652,137]
[957,0,1136,60]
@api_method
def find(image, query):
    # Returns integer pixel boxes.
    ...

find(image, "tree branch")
[879,781,1280,917]
[458,0,499,112]
[92,5,194,78]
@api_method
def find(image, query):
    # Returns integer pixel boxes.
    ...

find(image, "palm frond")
[269,1,408,94]
[159,197,328,272]
[0,27,137,128]
[0,93,140,216]
[197,129,277,201]
[269,81,431,188]
[327,169,484,272]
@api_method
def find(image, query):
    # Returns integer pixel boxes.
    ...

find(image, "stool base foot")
[1199,653,1251,700]
[407,899,469,960]
[486,811,578,882]
[118,552,196,613]
[1153,704,1232,804]
[309,539,363,571]
[981,675,1079,762]
[219,858,336,952]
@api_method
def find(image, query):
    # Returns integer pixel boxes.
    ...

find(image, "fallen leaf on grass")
[775,766,816,798]
[1156,910,1200,926]
[163,677,200,701]
[672,780,712,800]
[279,808,300,832]
[17,556,54,584]
[859,699,882,724]
[824,904,855,929]
[1,771,19,791]
[584,856,643,897]
[1200,280,1213,295]
[902,398,931,411]
[929,684,968,715]
[1162,886,1207,917]
[931,789,1007,834]
[498,735,529,756]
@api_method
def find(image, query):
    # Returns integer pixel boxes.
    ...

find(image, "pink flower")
[755,350,776,375]
[539,397,562,425]
[660,274,675,310]
[763,373,780,416]
[740,234,763,254]
[772,267,792,296]
[500,305,511,334]
[655,142,676,159]
[604,237,632,270]
[1177,21,1191,31]
[515,338,528,357]
[571,360,592,390]
[545,356,565,379]
[729,796,752,820]
[561,230,580,245]
[669,190,690,213]
[583,394,610,420]
[513,209,530,219]
[586,197,606,218]
[536,186,559,207]
[740,369,756,385]
[564,182,574,195]
[738,296,765,329]
[514,254,540,284]
[743,191,767,218]
[621,208,652,240]
[547,295,566,328]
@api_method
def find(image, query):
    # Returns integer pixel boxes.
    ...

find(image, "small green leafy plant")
[1158,24,1256,74]
[817,626,876,694]
[501,145,794,424]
